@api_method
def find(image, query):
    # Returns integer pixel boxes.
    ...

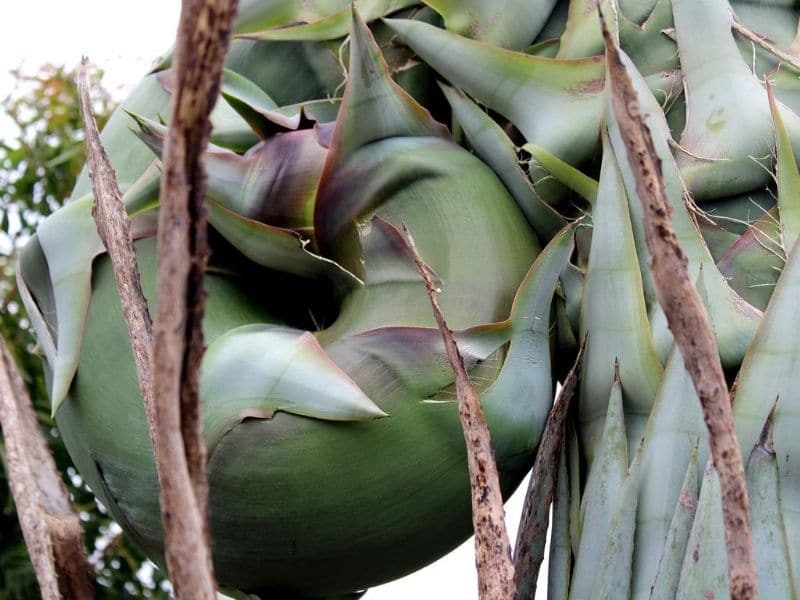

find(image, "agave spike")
[769,83,800,250]
[631,349,707,598]
[579,134,663,458]
[547,442,573,600]
[649,442,700,600]
[675,463,729,599]
[733,237,800,593]
[746,407,796,599]
[570,371,628,599]
[592,442,643,599]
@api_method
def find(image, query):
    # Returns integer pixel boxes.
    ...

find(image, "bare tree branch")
[404,226,515,600]
[513,339,584,600]
[151,0,239,597]
[77,59,156,433]
[600,16,757,600]
[0,338,93,600]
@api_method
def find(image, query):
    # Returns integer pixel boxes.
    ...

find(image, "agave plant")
[15,0,800,598]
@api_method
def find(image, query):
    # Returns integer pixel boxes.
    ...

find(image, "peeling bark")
[0,339,93,600]
[601,16,757,600]
[405,226,515,600]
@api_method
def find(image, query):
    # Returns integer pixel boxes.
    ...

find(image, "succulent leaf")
[441,84,565,240]
[579,135,662,458]
[746,409,796,599]
[675,463,729,599]
[201,323,388,454]
[570,373,628,599]
[385,16,607,165]
[423,0,559,50]
[649,442,700,600]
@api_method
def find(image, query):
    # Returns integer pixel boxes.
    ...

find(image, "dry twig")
[600,16,757,600]
[405,226,515,600]
[0,339,93,599]
[77,60,155,429]
[151,0,239,597]
[513,339,584,600]
[731,16,800,74]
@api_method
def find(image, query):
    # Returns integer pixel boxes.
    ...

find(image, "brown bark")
[78,60,156,434]
[151,0,239,597]
[513,339,584,600]
[0,339,94,600]
[405,227,515,600]
[600,17,757,600]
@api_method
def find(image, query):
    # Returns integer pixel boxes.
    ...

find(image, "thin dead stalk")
[77,60,155,431]
[405,226,515,600]
[151,0,239,597]
[513,339,584,600]
[731,16,800,74]
[0,339,94,600]
[600,17,758,600]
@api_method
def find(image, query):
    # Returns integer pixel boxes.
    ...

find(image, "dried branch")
[77,59,155,430]
[405,226,515,600]
[0,338,94,600]
[151,0,239,597]
[730,15,800,74]
[600,17,757,600]
[513,339,585,600]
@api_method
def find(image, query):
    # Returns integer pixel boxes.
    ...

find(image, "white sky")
[0,2,547,598]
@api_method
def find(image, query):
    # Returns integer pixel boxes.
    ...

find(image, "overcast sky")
[0,3,546,598]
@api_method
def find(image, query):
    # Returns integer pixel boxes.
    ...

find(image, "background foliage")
[0,64,167,599]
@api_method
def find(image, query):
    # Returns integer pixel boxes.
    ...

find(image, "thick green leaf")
[733,238,800,593]
[423,0,558,50]
[522,143,599,205]
[441,84,565,240]
[746,411,796,599]
[717,213,783,310]
[21,194,157,414]
[650,443,700,600]
[207,199,361,289]
[481,226,574,466]
[570,374,628,600]
[631,348,707,599]
[324,321,509,399]
[131,112,328,232]
[238,0,418,41]
[675,464,729,599]
[671,0,800,199]
[592,448,641,599]
[558,0,619,59]
[201,324,387,453]
[769,84,800,251]
[385,17,606,166]
[579,135,662,459]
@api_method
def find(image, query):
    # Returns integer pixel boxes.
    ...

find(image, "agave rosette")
[15,0,800,597]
